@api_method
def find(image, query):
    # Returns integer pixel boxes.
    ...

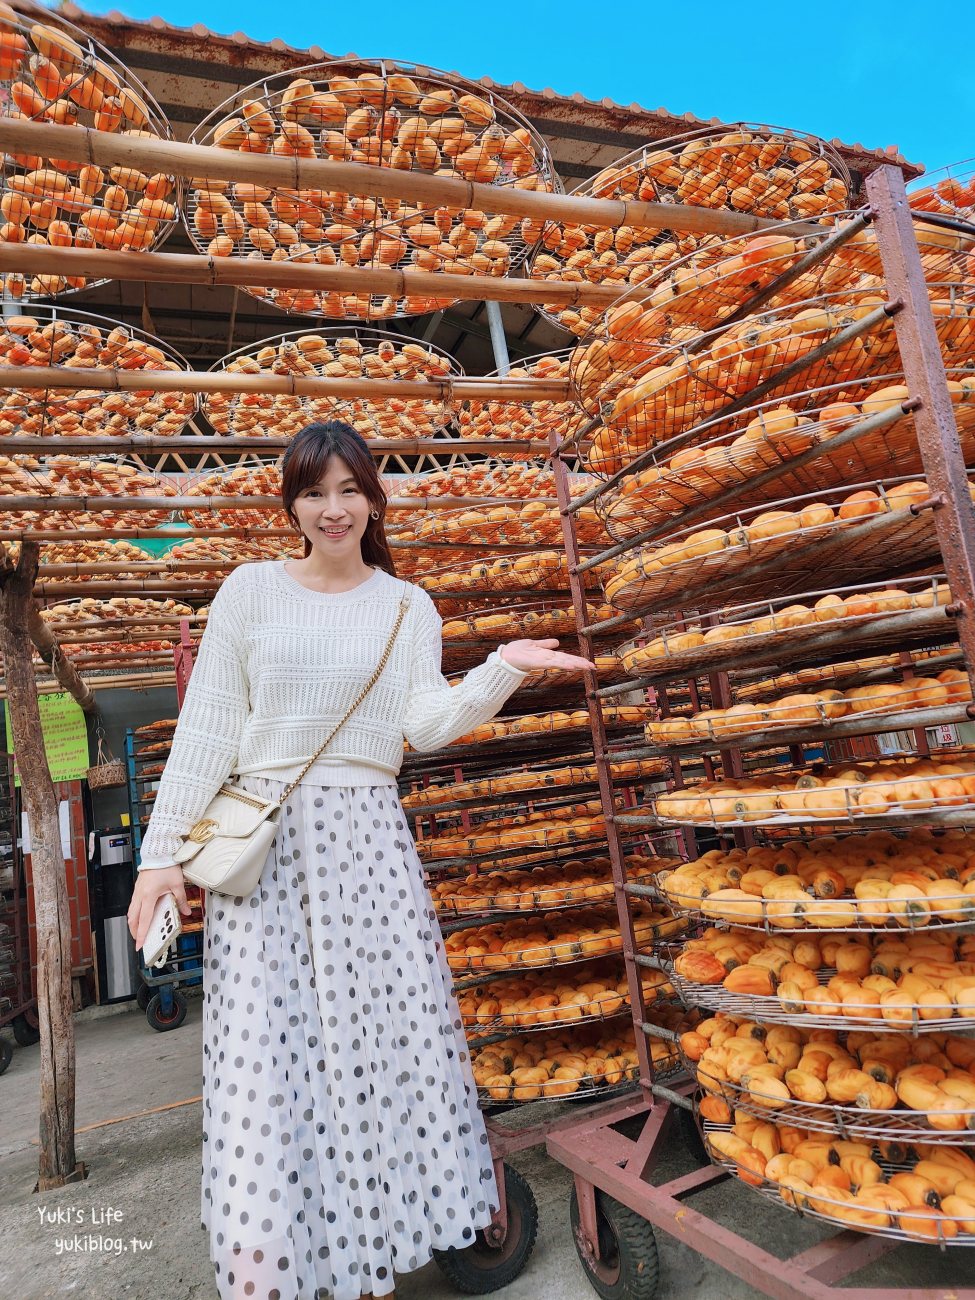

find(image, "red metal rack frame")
[541,164,975,1299]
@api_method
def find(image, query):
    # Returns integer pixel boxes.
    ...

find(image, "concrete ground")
[0,999,970,1300]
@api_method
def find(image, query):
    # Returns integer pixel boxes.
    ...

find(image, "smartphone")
[142,892,183,969]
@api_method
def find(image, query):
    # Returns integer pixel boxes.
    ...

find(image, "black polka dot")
[201,779,499,1296]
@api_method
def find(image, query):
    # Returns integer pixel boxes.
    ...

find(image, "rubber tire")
[569,1184,660,1300]
[12,1010,39,1046]
[0,1036,12,1075]
[145,989,187,1032]
[432,1162,538,1294]
[136,983,153,1012]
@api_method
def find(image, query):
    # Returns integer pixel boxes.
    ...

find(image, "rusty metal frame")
[868,164,975,684]
[544,1095,973,1300]
[537,179,975,1298]
[549,418,658,1099]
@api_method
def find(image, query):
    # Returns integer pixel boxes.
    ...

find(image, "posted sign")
[3,692,90,787]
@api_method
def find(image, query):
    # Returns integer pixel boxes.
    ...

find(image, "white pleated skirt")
[200,776,498,1300]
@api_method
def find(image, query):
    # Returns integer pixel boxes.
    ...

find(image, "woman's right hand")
[127,866,192,951]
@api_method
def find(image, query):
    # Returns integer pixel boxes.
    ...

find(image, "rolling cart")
[124,722,205,1031]
[534,164,975,1298]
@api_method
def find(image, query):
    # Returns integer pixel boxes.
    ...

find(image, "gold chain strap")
[277,592,410,804]
[216,786,272,809]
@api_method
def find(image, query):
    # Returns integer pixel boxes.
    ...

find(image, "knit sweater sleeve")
[401,588,528,753]
[137,568,250,871]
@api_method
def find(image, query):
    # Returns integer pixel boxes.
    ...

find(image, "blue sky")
[78,1,968,176]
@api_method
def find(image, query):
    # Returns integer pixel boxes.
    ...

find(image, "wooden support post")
[0,543,81,1190]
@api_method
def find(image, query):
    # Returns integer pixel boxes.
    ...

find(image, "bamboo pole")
[0,118,803,240]
[0,529,576,550]
[40,629,197,647]
[0,528,290,541]
[34,583,217,598]
[0,242,628,307]
[0,543,80,1189]
[1,494,563,511]
[32,581,576,599]
[0,670,178,699]
[0,365,571,402]
[4,437,551,456]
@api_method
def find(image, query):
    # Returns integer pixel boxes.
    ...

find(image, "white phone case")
[142,892,183,969]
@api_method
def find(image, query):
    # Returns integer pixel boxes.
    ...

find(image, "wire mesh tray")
[572,222,971,434]
[405,756,666,811]
[619,574,955,683]
[666,966,966,1036]
[186,59,559,321]
[43,595,194,626]
[447,911,684,975]
[465,998,632,1042]
[476,1056,684,1106]
[575,287,975,479]
[0,9,175,302]
[602,478,950,617]
[644,700,973,759]
[456,348,588,458]
[0,305,197,441]
[442,599,633,645]
[597,369,975,544]
[416,813,613,861]
[420,825,668,876]
[642,763,975,831]
[417,548,575,597]
[465,977,678,1045]
[424,707,649,756]
[529,124,851,337]
[693,1065,975,1146]
[734,646,962,703]
[702,1123,975,1246]
[653,871,975,937]
[2,452,182,529]
[202,326,460,439]
[478,1076,641,1107]
[909,156,975,224]
[433,857,673,919]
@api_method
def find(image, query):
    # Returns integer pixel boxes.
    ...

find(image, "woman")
[128,420,594,1300]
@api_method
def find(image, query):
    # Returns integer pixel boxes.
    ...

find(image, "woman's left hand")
[499,638,597,674]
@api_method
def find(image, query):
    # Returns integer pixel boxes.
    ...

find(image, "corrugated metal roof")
[50,0,922,176]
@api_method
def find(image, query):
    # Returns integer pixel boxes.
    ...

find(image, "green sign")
[4,692,90,788]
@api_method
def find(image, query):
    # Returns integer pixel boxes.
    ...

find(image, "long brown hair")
[280,421,397,574]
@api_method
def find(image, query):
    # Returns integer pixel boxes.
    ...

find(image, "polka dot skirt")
[201,778,499,1300]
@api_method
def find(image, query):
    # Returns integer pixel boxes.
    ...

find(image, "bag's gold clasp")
[188,818,219,844]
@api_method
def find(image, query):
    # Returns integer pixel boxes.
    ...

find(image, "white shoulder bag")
[174,590,410,897]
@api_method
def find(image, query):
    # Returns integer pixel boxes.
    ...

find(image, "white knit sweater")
[137,560,529,870]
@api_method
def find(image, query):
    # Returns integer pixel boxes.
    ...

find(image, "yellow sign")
[3,692,90,788]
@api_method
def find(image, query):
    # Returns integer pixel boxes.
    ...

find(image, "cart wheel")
[145,990,187,1032]
[432,1163,538,1293]
[136,983,152,1012]
[0,1037,12,1074]
[12,1010,40,1046]
[569,1184,660,1300]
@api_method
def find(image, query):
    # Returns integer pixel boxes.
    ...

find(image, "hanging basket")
[86,731,126,789]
